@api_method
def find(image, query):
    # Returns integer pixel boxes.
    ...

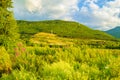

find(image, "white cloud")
[78,0,120,30]
[106,0,120,8]
[25,0,42,12]
[13,0,79,20]
[13,0,120,30]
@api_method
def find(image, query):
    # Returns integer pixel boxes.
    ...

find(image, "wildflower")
[15,52,20,57]
[17,42,22,47]
[14,48,18,51]
[22,48,26,52]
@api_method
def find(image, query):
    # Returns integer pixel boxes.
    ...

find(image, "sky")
[13,0,120,30]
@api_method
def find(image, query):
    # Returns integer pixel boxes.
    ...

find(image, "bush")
[41,61,73,80]
[1,67,37,80]
[0,47,12,77]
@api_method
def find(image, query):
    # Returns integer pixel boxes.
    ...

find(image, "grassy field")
[17,20,115,40]
[0,32,120,80]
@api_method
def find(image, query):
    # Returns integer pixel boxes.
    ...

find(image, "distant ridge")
[106,26,120,38]
[17,20,115,40]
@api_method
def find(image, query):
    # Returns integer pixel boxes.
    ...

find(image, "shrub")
[41,61,73,80]
[0,47,12,77]
[1,67,37,80]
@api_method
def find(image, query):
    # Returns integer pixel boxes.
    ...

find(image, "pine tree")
[0,0,19,50]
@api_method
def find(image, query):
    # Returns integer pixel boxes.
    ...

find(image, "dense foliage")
[0,0,19,50]
[0,32,120,80]
[17,20,115,41]
[0,41,120,80]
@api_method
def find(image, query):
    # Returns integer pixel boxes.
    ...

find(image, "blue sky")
[13,0,120,30]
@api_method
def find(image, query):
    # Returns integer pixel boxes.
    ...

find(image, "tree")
[0,0,19,50]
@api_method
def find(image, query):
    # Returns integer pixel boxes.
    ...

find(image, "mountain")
[17,20,115,40]
[106,26,120,38]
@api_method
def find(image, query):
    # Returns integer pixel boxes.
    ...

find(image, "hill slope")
[106,26,120,38]
[17,20,115,40]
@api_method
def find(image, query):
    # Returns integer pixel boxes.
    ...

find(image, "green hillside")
[106,26,120,38]
[17,20,115,40]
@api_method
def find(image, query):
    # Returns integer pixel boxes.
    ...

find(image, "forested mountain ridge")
[106,26,120,38]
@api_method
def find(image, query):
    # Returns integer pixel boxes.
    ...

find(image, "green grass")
[1,20,120,80]
[28,32,120,49]
[17,20,115,40]
[0,44,120,80]
[0,32,120,79]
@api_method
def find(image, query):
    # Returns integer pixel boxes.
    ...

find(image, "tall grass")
[0,44,120,80]
[0,33,120,80]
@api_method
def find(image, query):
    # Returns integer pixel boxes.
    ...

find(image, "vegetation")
[1,1,120,80]
[0,40,120,80]
[0,0,19,50]
[0,32,120,80]
[17,20,115,41]
[106,26,120,39]
[28,32,120,49]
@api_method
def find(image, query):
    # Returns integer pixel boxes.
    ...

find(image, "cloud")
[13,0,120,30]
[13,0,79,21]
[77,0,120,30]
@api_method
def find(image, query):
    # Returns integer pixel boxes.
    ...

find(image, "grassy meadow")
[0,32,120,80]
[17,20,115,40]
